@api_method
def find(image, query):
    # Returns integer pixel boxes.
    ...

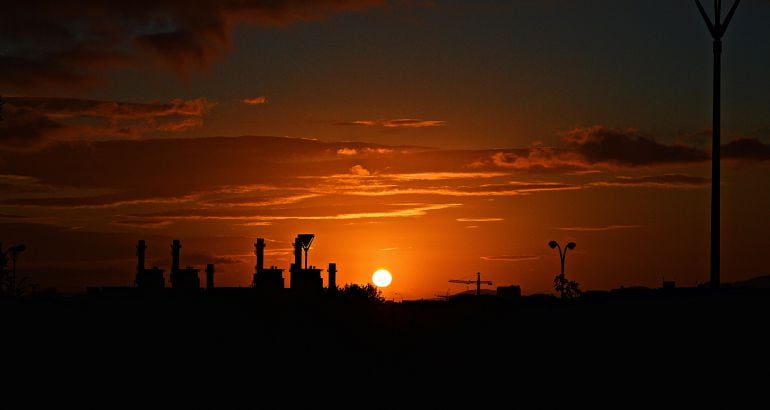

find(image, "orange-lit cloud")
[480,255,541,262]
[555,225,641,232]
[350,165,371,176]
[335,118,446,128]
[591,174,709,189]
[126,202,462,222]
[456,218,503,222]
[242,96,268,106]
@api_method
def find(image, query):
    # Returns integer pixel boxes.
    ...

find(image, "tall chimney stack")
[137,240,147,273]
[255,238,265,273]
[171,239,181,273]
[206,264,215,290]
[293,237,302,271]
[328,263,337,292]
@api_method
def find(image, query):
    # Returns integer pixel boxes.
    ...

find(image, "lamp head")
[566,242,576,250]
[548,241,558,249]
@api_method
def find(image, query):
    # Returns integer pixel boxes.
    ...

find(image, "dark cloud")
[0,0,390,88]
[0,97,213,149]
[562,126,709,167]
[723,138,770,162]
[0,106,68,150]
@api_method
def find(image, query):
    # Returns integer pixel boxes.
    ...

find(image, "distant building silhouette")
[497,285,521,299]
[252,238,285,290]
[169,240,200,289]
[289,234,323,291]
[206,263,215,290]
[135,240,164,289]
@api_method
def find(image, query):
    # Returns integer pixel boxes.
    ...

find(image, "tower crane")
[449,272,493,296]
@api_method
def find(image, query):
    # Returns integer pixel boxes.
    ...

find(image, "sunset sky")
[2,0,770,299]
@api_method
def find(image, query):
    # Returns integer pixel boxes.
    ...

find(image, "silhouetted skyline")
[2,1,770,299]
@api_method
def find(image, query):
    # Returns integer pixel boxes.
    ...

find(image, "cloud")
[350,165,371,176]
[337,148,359,156]
[242,96,268,106]
[0,0,390,89]
[112,219,174,229]
[562,126,709,167]
[592,174,709,188]
[480,255,541,262]
[7,97,213,118]
[723,138,770,162]
[0,97,213,149]
[128,203,462,222]
[335,118,446,128]
[555,225,641,232]
[487,148,588,171]
[0,105,68,150]
[456,218,503,222]
[476,126,712,171]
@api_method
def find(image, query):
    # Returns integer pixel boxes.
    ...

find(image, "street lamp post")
[549,240,576,298]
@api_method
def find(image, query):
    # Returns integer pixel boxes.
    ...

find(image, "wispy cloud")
[456,218,503,222]
[335,118,446,128]
[242,96,268,106]
[481,255,541,262]
[591,174,709,189]
[129,203,462,222]
[555,225,641,232]
[111,219,174,229]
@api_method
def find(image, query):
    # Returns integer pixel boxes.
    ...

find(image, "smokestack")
[171,240,181,273]
[137,240,147,273]
[328,263,337,292]
[206,264,215,290]
[293,237,302,271]
[256,238,265,273]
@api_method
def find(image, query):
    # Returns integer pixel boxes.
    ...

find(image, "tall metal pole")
[711,34,721,289]
[695,0,740,289]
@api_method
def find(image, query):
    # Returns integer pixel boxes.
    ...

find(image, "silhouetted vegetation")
[554,273,581,299]
[0,243,32,298]
[337,283,384,303]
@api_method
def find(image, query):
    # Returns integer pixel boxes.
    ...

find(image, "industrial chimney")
[293,238,302,271]
[255,238,265,273]
[206,264,215,290]
[137,240,147,274]
[171,239,181,273]
[328,263,337,292]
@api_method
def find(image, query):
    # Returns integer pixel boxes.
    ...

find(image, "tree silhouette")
[337,283,384,303]
[553,274,581,300]
[1,243,32,298]
[0,95,5,121]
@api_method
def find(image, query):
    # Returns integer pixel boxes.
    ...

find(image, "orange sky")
[2,1,770,299]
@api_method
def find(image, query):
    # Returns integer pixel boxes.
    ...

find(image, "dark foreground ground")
[4,288,769,401]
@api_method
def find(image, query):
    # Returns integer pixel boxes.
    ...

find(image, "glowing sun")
[372,269,393,287]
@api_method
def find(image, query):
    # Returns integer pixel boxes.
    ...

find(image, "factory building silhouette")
[132,233,336,294]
